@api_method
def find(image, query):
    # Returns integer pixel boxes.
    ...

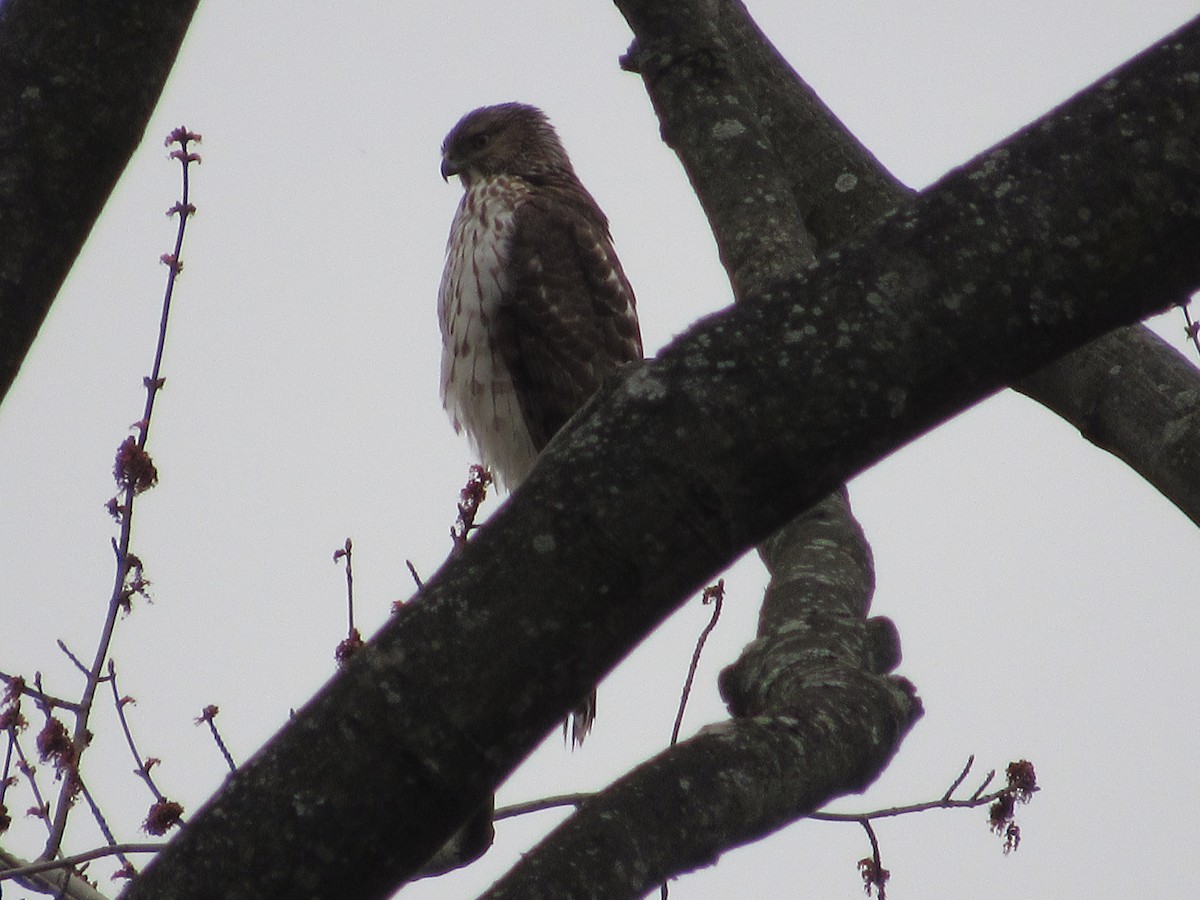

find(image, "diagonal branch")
[122,18,1200,899]
[1014,324,1200,524]
[0,0,200,407]
[488,3,914,890]
[679,0,1200,524]
[482,493,917,898]
[0,845,111,900]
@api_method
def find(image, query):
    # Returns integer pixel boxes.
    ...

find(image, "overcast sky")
[3,2,1199,898]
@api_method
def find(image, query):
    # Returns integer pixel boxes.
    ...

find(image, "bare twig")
[1,724,17,823]
[942,754,975,801]
[809,787,1009,823]
[0,844,110,899]
[489,763,1011,826]
[76,773,137,874]
[815,758,1038,892]
[857,818,889,898]
[405,559,423,591]
[969,769,997,801]
[195,705,236,772]
[333,538,355,635]
[659,581,725,898]
[41,127,200,861]
[0,672,79,712]
[0,842,164,882]
[11,727,51,834]
[107,661,168,804]
[333,539,364,664]
[55,641,90,677]
[668,580,724,747]
[493,793,590,821]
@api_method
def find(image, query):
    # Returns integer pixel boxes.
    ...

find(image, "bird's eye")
[471,133,490,151]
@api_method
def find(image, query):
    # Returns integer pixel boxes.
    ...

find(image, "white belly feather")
[438,177,538,489]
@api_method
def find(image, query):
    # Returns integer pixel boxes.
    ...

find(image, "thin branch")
[0,672,79,712]
[490,758,1016,837]
[0,842,165,882]
[668,580,724,746]
[493,793,590,822]
[195,706,236,772]
[42,129,199,860]
[809,758,1014,823]
[970,770,997,802]
[333,539,364,664]
[333,538,355,635]
[1,725,16,810]
[76,772,136,874]
[54,642,90,677]
[0,844,110,900]
[107,661,168,804]
[942,754,975,801]
[809,789,1010,823]
[11,721,52,835]
[857,818,889,899]
[405,560,423,591]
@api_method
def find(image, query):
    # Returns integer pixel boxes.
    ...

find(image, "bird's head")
[440,102,574,185]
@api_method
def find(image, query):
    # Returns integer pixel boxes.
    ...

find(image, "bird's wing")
[496,190,643,451]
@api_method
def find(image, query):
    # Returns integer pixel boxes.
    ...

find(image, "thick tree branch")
[621,0,1200,527]
[122,20,1200,899]
[0,0,200,406]
[493,3,1199,886]
[1015,324,1200,524]
[482,493,915,898]
[488,4,913,890]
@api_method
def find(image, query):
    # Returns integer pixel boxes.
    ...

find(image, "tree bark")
[483,3,911,891]
[482,493,915,899]
[123,17,1200,899]
[480,4,1200,891]
[624,0,1200,525]
[0,0,200,406]
[1015,324,1200,525]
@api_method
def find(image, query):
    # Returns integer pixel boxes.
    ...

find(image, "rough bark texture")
[0,0,199,405]
[482,2,1200,892]
[123,19,1200,899]
[482,493,914,900]
[1016,324,1200,525]
[483,3,914,893]
[683,0,1200,524]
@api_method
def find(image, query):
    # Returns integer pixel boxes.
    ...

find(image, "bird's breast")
[437,177,538,488]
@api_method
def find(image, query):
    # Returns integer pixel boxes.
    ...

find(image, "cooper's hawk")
[438,102,643,743]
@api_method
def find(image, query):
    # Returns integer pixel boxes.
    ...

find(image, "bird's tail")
[564,689,597,748]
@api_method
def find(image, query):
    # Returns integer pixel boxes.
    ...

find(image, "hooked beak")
[440,155,460,182]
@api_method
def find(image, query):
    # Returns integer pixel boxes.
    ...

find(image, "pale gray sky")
[2,2,1199,898]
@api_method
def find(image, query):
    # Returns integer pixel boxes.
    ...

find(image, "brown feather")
[438,103,642,745]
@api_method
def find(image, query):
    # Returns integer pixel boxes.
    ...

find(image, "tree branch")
[0,845,112,900]
[490,3,1200,886]
[123,18,1200,899]
[1015,324,1200,525]
[490,3,912,888]
[0,0,200,406]
[677,0,1200,524]
[483,493,916,898]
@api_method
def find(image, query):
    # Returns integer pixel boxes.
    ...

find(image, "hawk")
[438,103,643,743]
